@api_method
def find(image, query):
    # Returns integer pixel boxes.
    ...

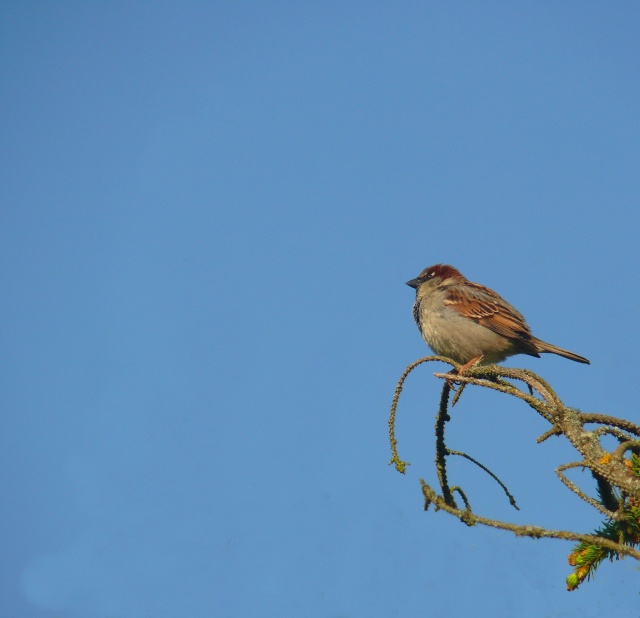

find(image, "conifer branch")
[389,356,640,590]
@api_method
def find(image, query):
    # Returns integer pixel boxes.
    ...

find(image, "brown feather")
[444,282,538,351]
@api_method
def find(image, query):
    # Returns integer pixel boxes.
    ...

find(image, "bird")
[406,264,590,369]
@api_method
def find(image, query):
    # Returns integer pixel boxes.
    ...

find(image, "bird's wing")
[444,282,533,343]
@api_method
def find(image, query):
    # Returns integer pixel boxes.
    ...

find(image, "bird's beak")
[406,278,421,289]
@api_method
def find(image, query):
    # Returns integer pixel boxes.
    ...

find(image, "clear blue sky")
[2,3,639,617]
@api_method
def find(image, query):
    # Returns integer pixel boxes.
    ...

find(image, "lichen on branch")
[388,356,640,590]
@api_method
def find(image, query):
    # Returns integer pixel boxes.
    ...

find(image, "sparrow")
[406,264,590,368]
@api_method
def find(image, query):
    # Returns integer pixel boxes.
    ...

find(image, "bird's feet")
[449,355,484,406]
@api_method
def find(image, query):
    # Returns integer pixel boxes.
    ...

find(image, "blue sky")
[2,3,640,617]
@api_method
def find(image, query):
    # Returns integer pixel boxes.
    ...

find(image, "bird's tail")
[533,338,590,365]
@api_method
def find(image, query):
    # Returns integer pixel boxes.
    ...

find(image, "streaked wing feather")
[444,283,533,342]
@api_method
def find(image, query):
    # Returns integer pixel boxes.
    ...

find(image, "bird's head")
[406,264,463,289]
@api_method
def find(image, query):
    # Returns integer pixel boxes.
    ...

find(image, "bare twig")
[434,381,455,507]
[388,355,458,473]
[420,481,640,561]
[447,449,519,510]
[580,414,640,436]
[555,462,619,519]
